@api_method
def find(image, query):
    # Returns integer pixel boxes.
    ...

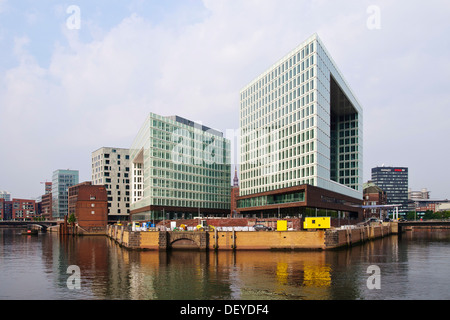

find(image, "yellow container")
[303,217,331,229]
[277,220,288,231]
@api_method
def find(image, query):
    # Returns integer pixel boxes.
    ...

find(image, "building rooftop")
[166,115,223,138]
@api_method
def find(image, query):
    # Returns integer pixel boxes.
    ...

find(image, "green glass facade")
[130,113,231,221]
[237,191,305,209]
[51,169,79,219]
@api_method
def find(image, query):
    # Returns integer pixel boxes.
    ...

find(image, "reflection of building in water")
[276,262,289,285]
[303,263,331,287]
[219,251,332,299]
[105,241,143,299]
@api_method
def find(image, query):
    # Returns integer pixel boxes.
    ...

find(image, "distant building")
[68,182,108,234]
[1,198,36,221]
[437,202,450,212]
[44,182,52,195]
[36,182,52,220]
[1,200,13,220]
[371,166,408,212]
[11,199,36,221]
[40,193,52,220]
[92,147,131,222]
[363,181,387,219]
[52,169,79,219]
[408,188,430,212]
[0,190,11,201]
[408,188,430,200]
[0,199,4,220]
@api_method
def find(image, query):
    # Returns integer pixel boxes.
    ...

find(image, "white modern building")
[92,147,131,221]
[129,113,231,221]
[238,34,363,219]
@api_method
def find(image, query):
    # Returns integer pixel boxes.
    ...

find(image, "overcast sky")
[1,0,449,200]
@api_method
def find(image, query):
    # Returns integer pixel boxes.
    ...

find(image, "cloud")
[0,0,449,199]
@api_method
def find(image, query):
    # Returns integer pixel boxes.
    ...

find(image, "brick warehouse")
[68,182,108,234]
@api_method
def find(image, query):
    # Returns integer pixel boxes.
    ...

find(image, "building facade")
[129,113,231,221]
[371,166,408,212]
[1,200,13,220]
[52,169,79,219]
[12,199,37,220]
[363,181,388,219]
[408,188,430,201]
[92,147,131,222]
[43,182,52,194]
[35,182,52,220]
[40,193,52,220]
[0,198,36,221]
[0,199,4,220]
[238,33,363,220]
[68,182,108,233]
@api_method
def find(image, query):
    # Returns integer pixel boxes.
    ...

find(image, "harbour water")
[0,227,449,300]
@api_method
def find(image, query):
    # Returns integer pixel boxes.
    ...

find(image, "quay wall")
[325,223,395,249]
[211,230,325,250]
[107,222,397,251]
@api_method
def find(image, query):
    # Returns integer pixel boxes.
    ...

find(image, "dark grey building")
[371,166,408,212]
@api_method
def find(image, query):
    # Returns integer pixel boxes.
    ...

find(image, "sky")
[0,0,449,200]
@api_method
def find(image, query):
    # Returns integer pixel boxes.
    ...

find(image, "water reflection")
[1,228,450,300]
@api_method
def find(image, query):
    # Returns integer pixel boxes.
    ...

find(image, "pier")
[398,220,450,233]
[107,221,398,251]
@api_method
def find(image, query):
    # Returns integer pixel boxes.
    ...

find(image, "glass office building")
[52,169,79,219]
[130,113,231,221]
[238,34,363,219]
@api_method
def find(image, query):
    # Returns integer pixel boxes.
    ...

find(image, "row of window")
[242,86,316,132]
[241,42,315,106]
[238,191,305,209]
[151,198,229,210]
[241,166,316,192]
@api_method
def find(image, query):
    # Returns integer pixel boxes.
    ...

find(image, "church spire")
[233,167,239,187]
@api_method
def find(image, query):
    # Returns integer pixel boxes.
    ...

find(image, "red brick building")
[0,198,4,220]
[40,193,52,220]
[363,182,387,219]
[68,182,108,234]
[9,199,37,221]
[1,197,45,221]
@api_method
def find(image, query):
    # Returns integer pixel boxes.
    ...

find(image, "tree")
[406,211,416,220]
[422,210,434,220]
[68,213,77,224]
